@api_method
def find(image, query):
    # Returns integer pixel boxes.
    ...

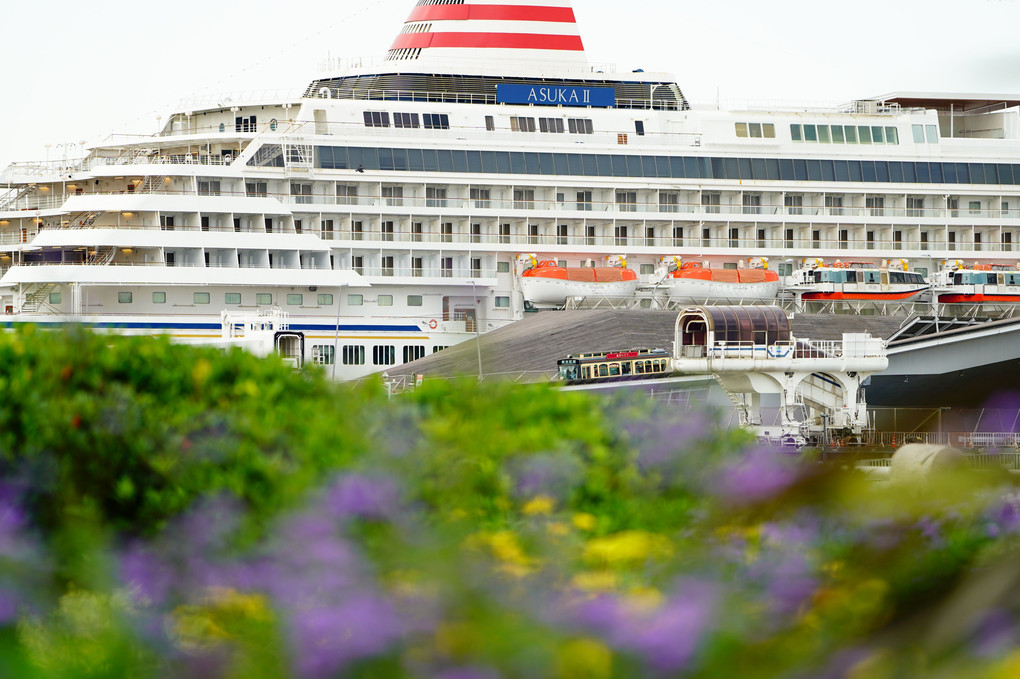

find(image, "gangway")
[672,306,888,445]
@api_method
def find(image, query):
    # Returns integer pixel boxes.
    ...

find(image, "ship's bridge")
[304,1,689,112]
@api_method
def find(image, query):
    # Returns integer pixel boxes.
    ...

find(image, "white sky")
[2,0,1020,169]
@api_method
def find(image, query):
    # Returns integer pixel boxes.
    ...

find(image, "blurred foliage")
[0,327,1018,678]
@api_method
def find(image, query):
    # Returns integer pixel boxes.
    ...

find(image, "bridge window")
[423,114,450,130]
[364,111,390,128]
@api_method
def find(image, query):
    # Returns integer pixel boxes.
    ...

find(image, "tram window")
[645,361,652,373]
[635,361,644,374]
[599,365,609,378]
[609,363,621,377]
[622,362,632,375]
[583,366,591,379]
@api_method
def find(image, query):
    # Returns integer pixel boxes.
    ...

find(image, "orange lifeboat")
[521,260,639,306]
[662,262,781,302]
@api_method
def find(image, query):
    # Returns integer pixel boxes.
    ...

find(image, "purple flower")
[289,593,405,679]
[715,447,800,504]
[614,581,717,673]
[625,417,709,471]
[974,609,1019,658]
[509,454,582,501]
[119,544,178,606]
[325,474,401,522]
[434,667,501,679]
[0,589,19,626]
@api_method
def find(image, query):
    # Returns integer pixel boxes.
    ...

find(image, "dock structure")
[671,306,889,445]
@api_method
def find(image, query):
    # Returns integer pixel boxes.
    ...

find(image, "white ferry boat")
[930,260,1020,304]
[2,1,1020,379]
[786,258,930,304]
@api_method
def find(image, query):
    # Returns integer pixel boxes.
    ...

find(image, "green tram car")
[557,348,673,384]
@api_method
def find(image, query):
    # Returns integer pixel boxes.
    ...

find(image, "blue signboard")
[496,84,615,108]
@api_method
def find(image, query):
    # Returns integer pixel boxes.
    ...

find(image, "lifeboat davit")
[661,261,781,303]
[521,260,639,306]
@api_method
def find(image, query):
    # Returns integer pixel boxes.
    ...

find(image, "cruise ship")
[2,0,1020,379]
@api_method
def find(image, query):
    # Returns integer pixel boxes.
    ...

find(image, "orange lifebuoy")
[428,319,438,330]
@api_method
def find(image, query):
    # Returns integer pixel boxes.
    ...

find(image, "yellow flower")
[991,650,1020,679]
[523,495,556,516]
[547,521,570,537]
[572,513,597,531]
[624,586,664,613]
[557,638,613,679]
[583,531,673,567]
[571,571,619,593]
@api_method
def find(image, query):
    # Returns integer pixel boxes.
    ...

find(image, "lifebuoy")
[428,319,438,330]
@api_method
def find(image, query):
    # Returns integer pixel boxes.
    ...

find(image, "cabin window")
[318,294,334,306]
[256,293,273,305]
[152,292,166,304]
[373,346,396,366]
[287,294,303,306]
[363,111,390,128]
[312,346,335,366]
[225,293,241,305]
[194,293,211,305]
[403,346,427,363]
[407,295,423,307]
[378,295,393,307]
[423,114,450,130]
[395,112,420,128]
[343,346,366,366]
[495,296,510,308]
[49,292,62,305]
[348,294,364,306]
[634,121,645,136]
[118,292,133,304]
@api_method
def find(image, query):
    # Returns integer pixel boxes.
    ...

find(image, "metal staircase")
[139,175,168,193]
[86,248,117,266]
[20,284,58,313]
[69,212,101,229]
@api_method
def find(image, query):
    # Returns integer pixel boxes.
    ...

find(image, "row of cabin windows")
[315,145,1020,184]
[112,292,336,306]
[791,124,901,145]
[365,111,451,130]
[734,122,777,139]
[509,116,594,134]
[337,344,448,367]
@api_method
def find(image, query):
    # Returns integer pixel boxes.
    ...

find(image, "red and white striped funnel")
[387,1,587,69]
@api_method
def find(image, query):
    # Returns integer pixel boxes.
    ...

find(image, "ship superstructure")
[2,1,1020,378]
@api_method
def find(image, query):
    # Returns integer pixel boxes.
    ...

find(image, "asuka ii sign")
[496,84,616,108]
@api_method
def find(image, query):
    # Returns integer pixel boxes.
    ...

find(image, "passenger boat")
[519,255,638,306]
[931,260,1020,303]
[656,257,780,302]
[786,259,930,303]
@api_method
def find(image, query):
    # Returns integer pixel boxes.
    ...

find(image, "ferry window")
[858,126,872,144]
[318,294,334,306]
[790,124,802,142]
[373,346,396,366]
[225,293,241,305]
[735,123,748,138]
[118,292,133,304]
[394,112,420,129]
[831,125,845,143]
[912,125,925,143]
[49,292,62,305]
[495,296,510,308]
[817,126,830,143]
[343,346,366,366]
[539,118,565,133]
[568,118,593,134]
[640,264,655,275]
[871,126,885,144]
[256,293,273,305]
[194,292,211,305]
[635,120,645,136]
[497,261,510,274]
[886,127,899,144]
[485,115,495,131]
[803,125,817,142]
[364,111,390,128]
[510,116,536,132]
[844,125,858,144]
[926,125,939,143]
[312,345,335,366]
[219,123,225,133]
[348,294,364,306]
[403,346,426,363]
[378,295,393,307]
[287,294,303,306]
[749,123,764,138]
[407,295,423,307]
[153,292,166,304]
[762,123,775,138]
[423,114,450,130]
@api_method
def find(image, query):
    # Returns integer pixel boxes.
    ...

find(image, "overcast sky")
[2,0,1019,169]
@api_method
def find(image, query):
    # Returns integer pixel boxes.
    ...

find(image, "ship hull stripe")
[390,32,584,51]
[801,290,926,301]
[938,294,1020,303]
[407,5,577,24]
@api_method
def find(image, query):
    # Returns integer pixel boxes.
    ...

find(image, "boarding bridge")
[672,306,889,445]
